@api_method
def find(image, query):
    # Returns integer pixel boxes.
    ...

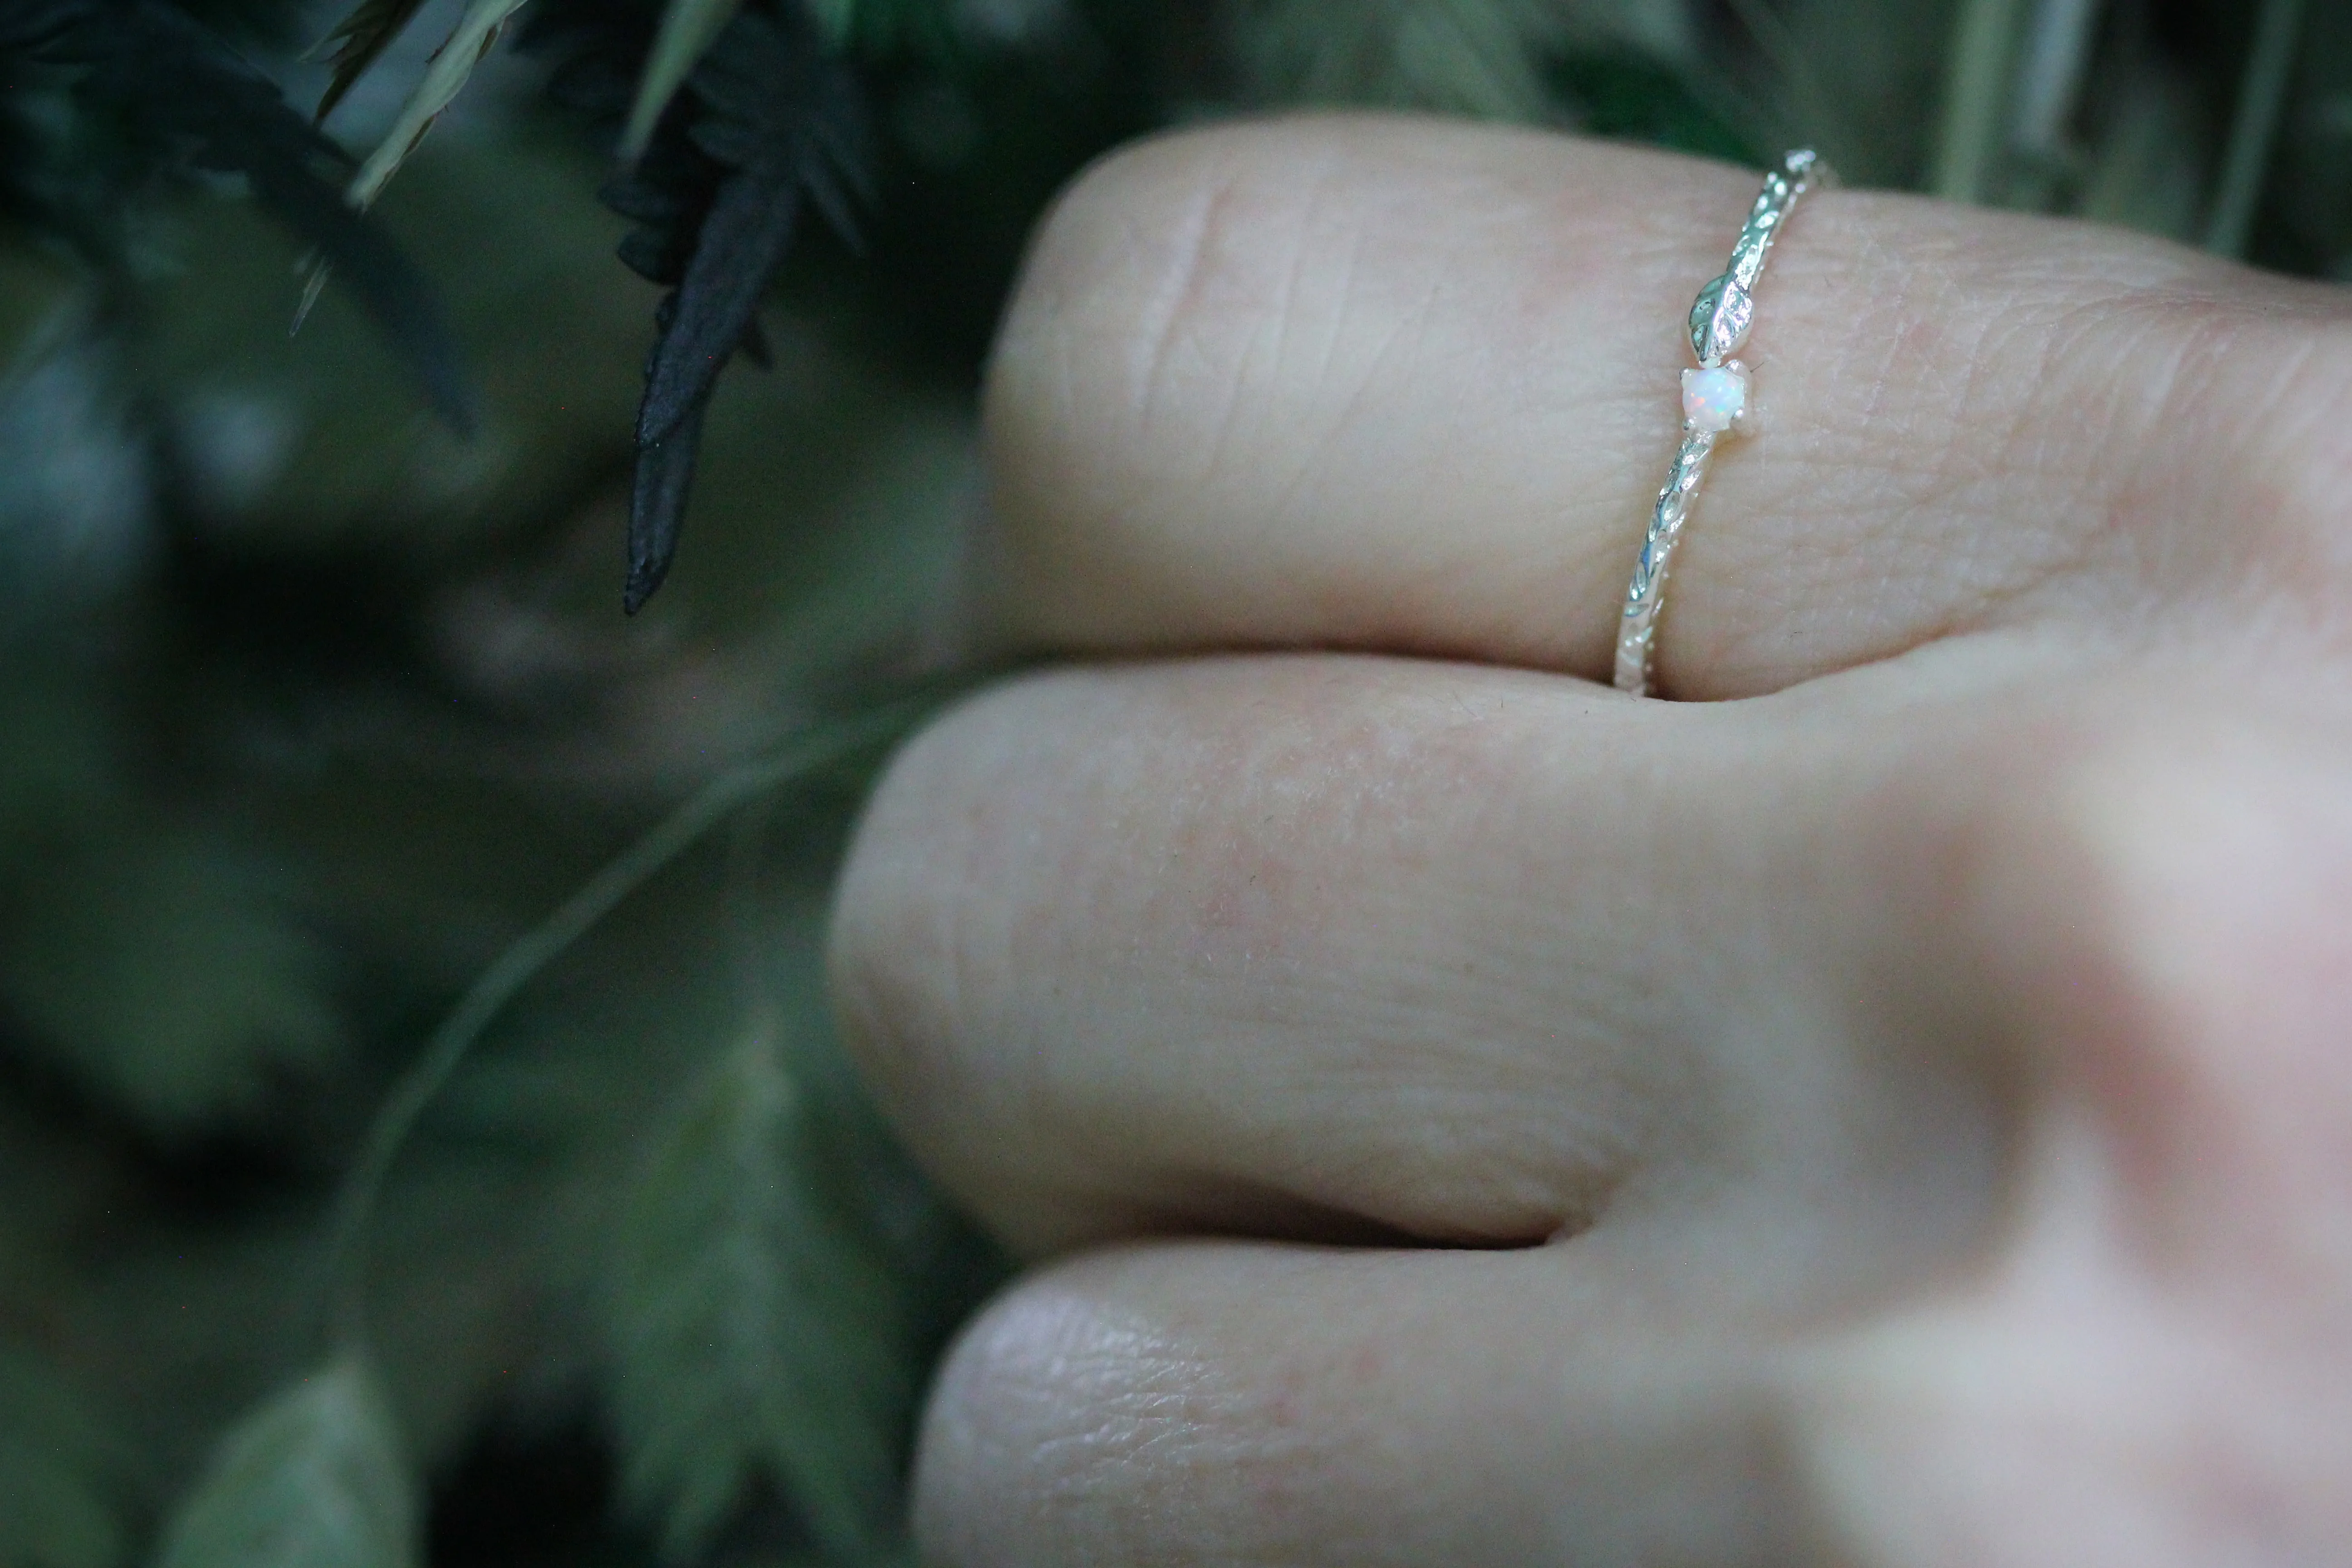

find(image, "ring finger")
[980,116,2352,696]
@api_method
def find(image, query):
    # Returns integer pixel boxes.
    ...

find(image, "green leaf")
[619,0,745,161]
[21,0,476,432]
[0,1345,134,1568]
[347,0,534,212]
[152,1358,416,1568]
[616,1,871,610]
[0,831,345,1134]
[297,0,533,333]
[308,0,434,125]
[604,1014,916,1562]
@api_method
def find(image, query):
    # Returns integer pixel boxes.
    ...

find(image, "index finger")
[981,116,2352,697]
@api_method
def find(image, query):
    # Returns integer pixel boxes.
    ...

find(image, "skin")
[825,117,2352,1566]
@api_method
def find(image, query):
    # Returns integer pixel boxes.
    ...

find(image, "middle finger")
[830,651,2020,1271]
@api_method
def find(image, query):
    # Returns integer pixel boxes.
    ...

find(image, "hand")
[828,117,2352,1565]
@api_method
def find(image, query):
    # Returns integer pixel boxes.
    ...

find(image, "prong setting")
[1680,359,1750,435]
[1725,360,1755,436]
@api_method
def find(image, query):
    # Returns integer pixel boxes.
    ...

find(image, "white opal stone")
[1681,365,1749,434]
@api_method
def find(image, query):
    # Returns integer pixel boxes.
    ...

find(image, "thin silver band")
[1614,150,1822,698]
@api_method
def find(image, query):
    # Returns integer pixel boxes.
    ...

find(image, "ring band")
[1614,150,1823,698]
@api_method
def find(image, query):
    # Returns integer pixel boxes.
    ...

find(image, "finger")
[912,1240,1811,1568]
[828,652,2017,1260]
[867,703,2352,1568]
[981,117,2352,696]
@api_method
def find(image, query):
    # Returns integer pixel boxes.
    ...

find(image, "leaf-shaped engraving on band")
[1687,273,1752,365]
[1686,150,1818,367]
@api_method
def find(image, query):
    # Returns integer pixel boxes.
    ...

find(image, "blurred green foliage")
[1,0,2347,1564]
[152,1360,414,1568]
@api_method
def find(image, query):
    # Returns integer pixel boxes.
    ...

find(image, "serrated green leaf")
[0,1345,134,1568]
[152,1358,416,1568]
[617,1,871,610]
[296,0,532,334]
[348,0,533,212]
[620,0,744,160]
[604,1014,915,1563]
[308,0,433,125]
[26,0,476,430]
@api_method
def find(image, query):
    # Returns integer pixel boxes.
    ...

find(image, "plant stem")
[1718,0,1850,167]
[320,682,964,1348]
[2010,0,2101,161]
[2205,0,2308,256]
[1933,0,2031,201]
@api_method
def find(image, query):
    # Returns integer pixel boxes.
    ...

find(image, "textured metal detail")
[1612,428,1718,695]
[1617,150,1820,699]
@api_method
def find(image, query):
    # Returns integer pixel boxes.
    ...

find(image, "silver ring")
[1614,150,1823,699]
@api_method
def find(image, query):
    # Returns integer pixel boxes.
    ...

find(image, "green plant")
[1,1,2345,1563]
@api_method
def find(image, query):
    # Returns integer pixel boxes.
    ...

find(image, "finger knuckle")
[1928,703,2352,1224]
[985,122,1281,496]
[1940,712,2234,1078]
[2060,290,2352,637]
[826,689,1034,1140]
